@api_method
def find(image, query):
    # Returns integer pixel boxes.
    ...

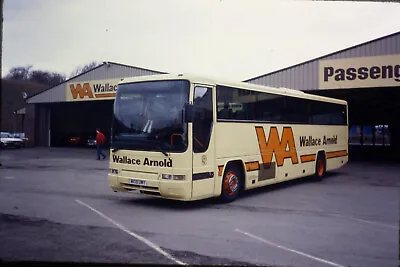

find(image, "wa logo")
[69,83,94,99]
[255,126,298,167]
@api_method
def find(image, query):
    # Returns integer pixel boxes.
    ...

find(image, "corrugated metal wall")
[246,32,400,91]
[28,63,165,104]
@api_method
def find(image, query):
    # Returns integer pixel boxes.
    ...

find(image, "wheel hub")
[228,174,238,193]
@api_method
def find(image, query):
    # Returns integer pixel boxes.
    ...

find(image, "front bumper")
[108,174,192,201]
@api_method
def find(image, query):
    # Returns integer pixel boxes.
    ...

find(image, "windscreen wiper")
[153,142,169,157]
[147,134,169,157]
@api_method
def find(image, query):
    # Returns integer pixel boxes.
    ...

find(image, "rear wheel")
[314,153,326,181]
[220,164,242,203]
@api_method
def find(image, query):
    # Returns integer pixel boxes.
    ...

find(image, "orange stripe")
[245,161,260,171]
[218,165,224,176]
[96,93,116,98]
[300,154,316,163]
[326,150,348,159]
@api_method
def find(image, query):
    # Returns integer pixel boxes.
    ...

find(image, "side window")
[217,86,258,120]
[255,93,285,122]
[216,85,233,119]
[309,101,347,125]
[193,86,213,153]
[215,84,347,125]
[283,97,309,124]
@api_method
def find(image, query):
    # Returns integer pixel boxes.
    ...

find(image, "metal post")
[48,106,51,147]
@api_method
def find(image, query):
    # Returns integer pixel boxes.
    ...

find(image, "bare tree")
[6,65,33,80]
[5,65,66,87]
[30,70,66,87]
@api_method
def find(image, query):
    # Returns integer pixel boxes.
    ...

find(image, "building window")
[349,124,391,147]
[349,125,362,145]
[362,125,374,146]
[383,125,391,146]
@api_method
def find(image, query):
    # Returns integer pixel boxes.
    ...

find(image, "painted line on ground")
[4,176,15,179]
[235,229,346,267]
[75,199,187,265]
[333,214,397,230]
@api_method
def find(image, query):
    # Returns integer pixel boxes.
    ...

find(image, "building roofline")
[243,30,400,82]
[26,63,105,101]
[106,61,168,75]
[26,62,168,101]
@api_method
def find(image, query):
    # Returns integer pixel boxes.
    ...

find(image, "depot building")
[20,31,399,161]
[244,31,399,161]
[20,62,166,147]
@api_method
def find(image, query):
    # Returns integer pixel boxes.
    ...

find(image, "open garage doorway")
[50,100,114,147]
[309,87,400,162]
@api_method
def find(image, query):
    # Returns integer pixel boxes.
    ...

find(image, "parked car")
[87,136,97,148]
[0,132,25,148]
[69,136,82,146]
[10,132,29,146]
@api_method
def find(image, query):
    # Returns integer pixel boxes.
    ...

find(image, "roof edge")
[243,30,400,82]
[26,62,168,102]
[106,61,168,75]
[26,63,105,101]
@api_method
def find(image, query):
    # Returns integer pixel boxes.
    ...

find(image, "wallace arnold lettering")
[299,135,338,147]
[113,155,173,167]
[93,83,118,93]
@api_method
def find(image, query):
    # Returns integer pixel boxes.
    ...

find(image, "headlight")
[173,175,185,180]
[162,174,185,180]
[162,174,172,180]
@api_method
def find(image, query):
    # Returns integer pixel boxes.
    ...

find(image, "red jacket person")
[95,128,106,160]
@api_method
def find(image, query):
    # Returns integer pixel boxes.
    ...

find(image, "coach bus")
[108,74,348,202]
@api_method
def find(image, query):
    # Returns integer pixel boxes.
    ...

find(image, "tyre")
[220,164,242,203]
[314,153,326,181]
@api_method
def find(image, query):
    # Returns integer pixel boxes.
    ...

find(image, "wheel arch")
[315,150,327,180]
[215,159,247,198]
[316,150,326,159]
[226,160,246,193]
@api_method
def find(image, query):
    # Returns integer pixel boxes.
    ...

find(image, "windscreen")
[112,80,190,153]
[1,133,12,138]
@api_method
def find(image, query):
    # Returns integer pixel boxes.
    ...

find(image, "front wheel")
[220,164,242,203]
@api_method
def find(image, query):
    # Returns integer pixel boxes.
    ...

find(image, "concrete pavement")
[0,148,398,266]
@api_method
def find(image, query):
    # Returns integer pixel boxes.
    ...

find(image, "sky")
[2,0,400,81]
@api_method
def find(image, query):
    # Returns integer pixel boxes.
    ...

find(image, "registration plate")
[130,179,147,186]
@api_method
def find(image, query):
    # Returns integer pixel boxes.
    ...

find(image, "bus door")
[191,84,216,199]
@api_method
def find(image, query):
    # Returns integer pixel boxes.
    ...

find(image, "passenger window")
[193,86,213,153]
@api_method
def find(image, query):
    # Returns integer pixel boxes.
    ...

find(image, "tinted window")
[309,101,347,125]
[283,97,310,124]
[112,80,190,152]
[193,86,213,153]
[216,85,347,125]
[255,92,286,122]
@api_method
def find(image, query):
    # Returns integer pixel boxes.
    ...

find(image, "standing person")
[95,128,106,160]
